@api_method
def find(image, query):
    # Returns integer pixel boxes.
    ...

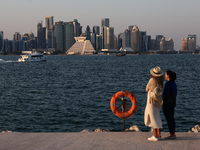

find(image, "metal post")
[123,118,125,132]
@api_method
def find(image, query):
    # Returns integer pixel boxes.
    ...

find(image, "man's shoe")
[165,135,176,139]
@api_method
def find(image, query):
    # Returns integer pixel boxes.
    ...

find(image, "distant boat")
[18,51,46,62]
[116,53,126,57]
[0,59,5,63]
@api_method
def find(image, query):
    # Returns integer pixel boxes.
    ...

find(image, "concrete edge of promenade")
[0,131,200,150]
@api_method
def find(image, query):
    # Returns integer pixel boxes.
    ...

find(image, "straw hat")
[150,66,164,77]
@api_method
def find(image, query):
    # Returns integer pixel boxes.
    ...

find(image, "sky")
[0,0,200,50]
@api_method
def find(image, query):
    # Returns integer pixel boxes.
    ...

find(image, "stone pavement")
[0,132,200,150]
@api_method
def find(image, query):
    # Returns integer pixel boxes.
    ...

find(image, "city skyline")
[0,0,200,50]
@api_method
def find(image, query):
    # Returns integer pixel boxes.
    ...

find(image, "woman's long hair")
[166,70,176,82]
[151,75,164,88]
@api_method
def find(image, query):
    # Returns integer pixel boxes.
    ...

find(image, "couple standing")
[144,66,177,141]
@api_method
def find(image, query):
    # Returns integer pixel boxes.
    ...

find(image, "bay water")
[0,54,199,132]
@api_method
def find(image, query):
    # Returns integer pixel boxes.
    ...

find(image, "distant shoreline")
[0,51,199,56]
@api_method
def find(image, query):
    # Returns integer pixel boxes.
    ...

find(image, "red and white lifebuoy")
[110,91,138,118]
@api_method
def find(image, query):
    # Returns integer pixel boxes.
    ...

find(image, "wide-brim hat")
[150,66,164,77]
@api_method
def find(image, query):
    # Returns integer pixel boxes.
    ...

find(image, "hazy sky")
[0,0,199,50]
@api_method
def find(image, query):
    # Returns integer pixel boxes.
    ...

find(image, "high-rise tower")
[140,31,146,51]
[45,16,54,48]
[72,19,82,37]
[101,18,109,29]
[101,18,109,49]
[160,37,174,51]
[118,33,123,50]
[85,25,91,40]
[156,35,163,50]
[188,38,195,51]
[145,35,151,51]
[131,26,140,51]
[64,21,74,50]
[106,27,114,49]
[187,34,196,49]
[122,29,130,47]
[45,16,54,30]
[93,26,100,35]
[42,27,46,48]
[0,31,4,52]
[128,25,134,46]
[37,22,43,48]
[55,21,64,51]
[13,32,21,41]
[181,38,188,51]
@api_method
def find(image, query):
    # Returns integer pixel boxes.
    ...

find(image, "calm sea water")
[0,54,199,132]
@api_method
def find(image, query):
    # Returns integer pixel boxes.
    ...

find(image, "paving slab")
[0,132,200,150]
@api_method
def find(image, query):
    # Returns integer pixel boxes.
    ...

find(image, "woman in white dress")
[144,66,164,141]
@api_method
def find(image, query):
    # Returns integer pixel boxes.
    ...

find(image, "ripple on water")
[0,55,199,132]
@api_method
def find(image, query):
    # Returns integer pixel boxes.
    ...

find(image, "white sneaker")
[148,136,159,141]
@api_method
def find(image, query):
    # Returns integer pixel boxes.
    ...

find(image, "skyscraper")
[42,27,46,48]
[64,21,74,50]
[92,26,100,50]
[122,29,130,47]
[128,25,134,46]
[93,26,100,35]
[187,34,196,49]
[145,35,151,51]
[8,40,14,53]
[29,32,37,50]
[151,39,156,50]
[181,37,195,52]
[160,37,174,51]
[45,16,54,48]
[181,38,188,51]
[131,26,140,51]
[90,32,96,50]
[47,27,55,48]
[37,22,43,48]
[101,18,109,49]
[102,26,107,49]
[72,19,82,37]
[140,31,146,51]
[45,16,54,30]
[114,35,117,49]
[55,21,64,50]
[13,32,21,41]
[96,34,102,51]
[118,33,123,50]
[156,35,163,50]
[85,25,91,40]
[106,27,114,49]
[22,33,29,51]
[187,38,195,51]
[3,39,8,52]
[101,18,109,29]
[29,32,34,40]
[0,31,3,52]
[128,26,134,32]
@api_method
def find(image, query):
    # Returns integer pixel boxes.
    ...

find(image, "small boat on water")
[116,53,126,57]
[0,59,5,63]
[18,51,46,62]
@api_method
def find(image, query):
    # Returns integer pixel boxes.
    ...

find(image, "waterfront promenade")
[0,132,199,150]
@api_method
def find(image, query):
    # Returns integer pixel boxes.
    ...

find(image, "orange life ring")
[110,91,138,118]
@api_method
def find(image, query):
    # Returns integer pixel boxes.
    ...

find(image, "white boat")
[18,51,46,62]
[0,59,5,63]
